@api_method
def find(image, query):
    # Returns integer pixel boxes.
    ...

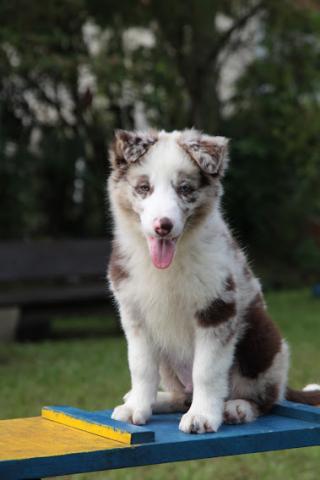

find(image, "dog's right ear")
[109,130,158,170]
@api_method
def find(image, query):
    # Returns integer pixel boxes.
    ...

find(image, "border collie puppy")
[108,129,320,433]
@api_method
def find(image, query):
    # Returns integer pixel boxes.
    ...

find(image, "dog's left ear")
[109,130,158,170]
[179,131,230,176]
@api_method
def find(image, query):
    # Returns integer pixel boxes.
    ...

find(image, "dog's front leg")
[179,327,235,433]
[112,309,159,425]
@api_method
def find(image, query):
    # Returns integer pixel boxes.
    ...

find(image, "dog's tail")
[286,384,320,406]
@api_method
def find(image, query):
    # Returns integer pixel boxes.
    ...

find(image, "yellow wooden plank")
[0,416,127,461]
[42,408,132,444]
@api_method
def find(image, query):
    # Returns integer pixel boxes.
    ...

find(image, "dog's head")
[108,129,229,269]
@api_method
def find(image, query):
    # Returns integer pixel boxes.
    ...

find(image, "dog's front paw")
[111,403,151,425]
[179,409,222,434]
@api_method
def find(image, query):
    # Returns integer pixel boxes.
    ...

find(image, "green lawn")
[1,289,320,479]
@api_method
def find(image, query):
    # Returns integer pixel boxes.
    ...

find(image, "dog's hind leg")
[223,399,259,424]
[123,360,191,414]
[151,359,192,413]
[160,360,185,391]
[152,391,192,413]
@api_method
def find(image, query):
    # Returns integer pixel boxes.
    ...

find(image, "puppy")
[107,129,320,433]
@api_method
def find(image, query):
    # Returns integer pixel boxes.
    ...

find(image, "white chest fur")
[116,226,231,363]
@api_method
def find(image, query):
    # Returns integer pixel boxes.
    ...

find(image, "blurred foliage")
[224,1,320,280]
[0,0,319,284]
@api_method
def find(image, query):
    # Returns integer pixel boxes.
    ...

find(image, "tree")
[0,0,319,284]
[224,1,320,282]
[0,0,108,238]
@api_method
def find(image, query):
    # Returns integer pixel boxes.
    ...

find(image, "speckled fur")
[108,129,290,433]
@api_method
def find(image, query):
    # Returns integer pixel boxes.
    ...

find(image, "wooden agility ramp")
[1,401,320,479]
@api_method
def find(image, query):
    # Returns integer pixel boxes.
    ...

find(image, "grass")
[0,289,320,479]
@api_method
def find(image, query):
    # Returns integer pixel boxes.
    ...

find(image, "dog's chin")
[146,236,178,269]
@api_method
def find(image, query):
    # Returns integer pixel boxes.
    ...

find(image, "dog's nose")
[154,217,173,237]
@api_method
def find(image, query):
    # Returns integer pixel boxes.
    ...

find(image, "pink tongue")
[148,237,176,269]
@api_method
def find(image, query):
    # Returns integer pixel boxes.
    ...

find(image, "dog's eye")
[177,184,194,196]
[136,184,150,194]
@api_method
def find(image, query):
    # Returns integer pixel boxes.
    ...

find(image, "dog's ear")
[109,130,158,170]
[179,130,229,176]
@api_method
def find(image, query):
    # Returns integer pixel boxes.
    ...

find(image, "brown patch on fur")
[184,195,198,204]
[235,294,282,379]
[286,387,320,406]
[109,130,158,180]
[109,136,129,183]
[185,201,212,232]
[256,384,279,414]
[110,135,126,169]
[225,275,236,291]
[178,135,228,176]
[196,298,236,328]
[200,140,226,170]
[108,241,129,288]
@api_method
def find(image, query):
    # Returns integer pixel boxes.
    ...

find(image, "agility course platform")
[1,401,320,480]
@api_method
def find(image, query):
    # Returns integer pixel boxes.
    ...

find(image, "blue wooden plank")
[272,401,320,423]
[42,406,155,444]
[2,402,320,480]
[2,424,320,480]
